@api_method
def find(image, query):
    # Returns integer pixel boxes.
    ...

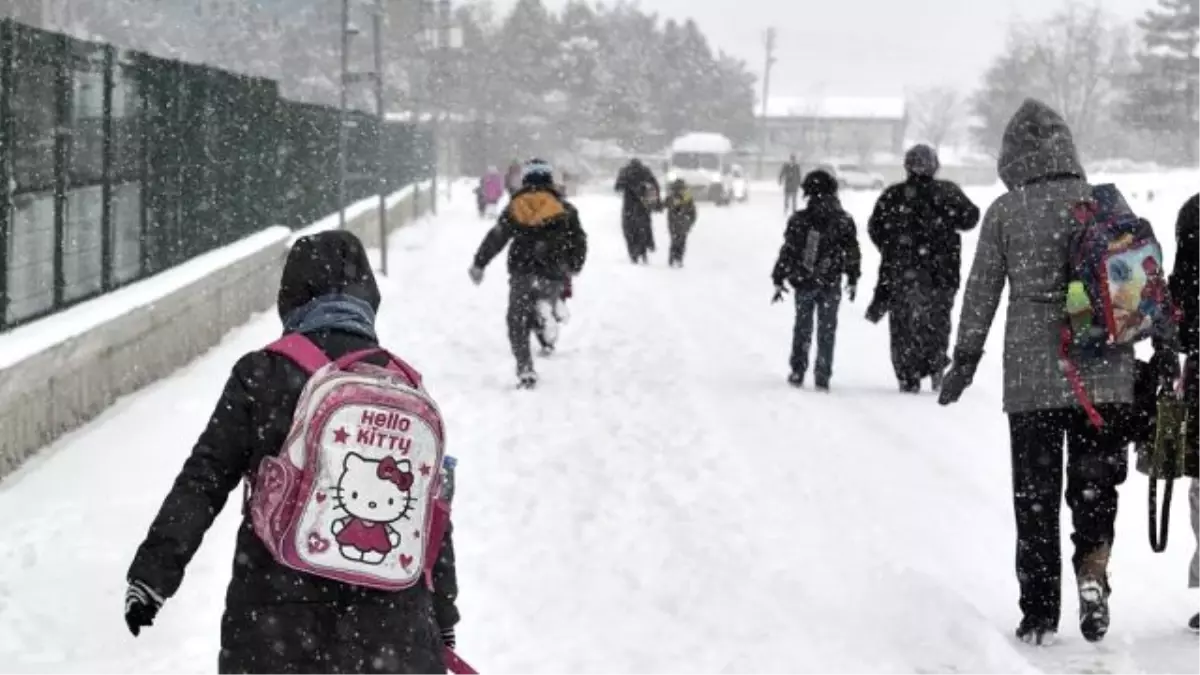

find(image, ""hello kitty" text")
[356,410,413,451]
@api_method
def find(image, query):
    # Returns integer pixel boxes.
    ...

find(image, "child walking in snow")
[124,231,463,674]
[663,178,698,267]
[469,159,588,388]
[771,169,861,391]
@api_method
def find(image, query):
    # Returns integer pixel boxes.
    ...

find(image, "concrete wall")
[337,184,428,250]
[0,184,432,480]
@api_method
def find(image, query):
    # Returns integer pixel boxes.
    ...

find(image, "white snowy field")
[0,175,1197,673]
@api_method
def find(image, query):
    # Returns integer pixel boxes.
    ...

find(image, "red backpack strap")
[265,334,331,374]
[1060,325,1106,428]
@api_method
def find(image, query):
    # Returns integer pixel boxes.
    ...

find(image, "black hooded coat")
[614,160,660,258]
[126,231,458,674]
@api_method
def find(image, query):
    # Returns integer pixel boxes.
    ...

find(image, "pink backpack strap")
[443,647,477,674]
[264,334,331,374]
[335,347,425,389]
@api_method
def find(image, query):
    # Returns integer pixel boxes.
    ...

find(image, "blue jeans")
[791,286,841,383]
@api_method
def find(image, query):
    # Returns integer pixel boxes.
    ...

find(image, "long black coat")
[1170,194,1198,357]
[127,231,458,674]
[867,176,980,291]
[614,161,660,255]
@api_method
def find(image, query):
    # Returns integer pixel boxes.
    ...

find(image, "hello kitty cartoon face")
[333,453,415,524]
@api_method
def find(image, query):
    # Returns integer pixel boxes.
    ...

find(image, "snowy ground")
[0,175,1197,674]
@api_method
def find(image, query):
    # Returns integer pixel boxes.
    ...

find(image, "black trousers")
[507,274,564,373]
[668,221,691,265]
[1007,405,1128,626]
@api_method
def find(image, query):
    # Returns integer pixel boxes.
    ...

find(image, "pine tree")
[1122,0,1198,164]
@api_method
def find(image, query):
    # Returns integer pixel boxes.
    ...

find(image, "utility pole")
[757,27,776,181]
[412,0,429,221]
[372,0,388,275]
[337,0,351,230]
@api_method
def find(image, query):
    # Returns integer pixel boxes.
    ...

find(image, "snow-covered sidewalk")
[0,178,1196,673]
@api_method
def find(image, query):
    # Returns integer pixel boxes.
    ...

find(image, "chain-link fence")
[1,19,433,330]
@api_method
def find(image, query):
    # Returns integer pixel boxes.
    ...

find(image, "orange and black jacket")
[472,186,588,280]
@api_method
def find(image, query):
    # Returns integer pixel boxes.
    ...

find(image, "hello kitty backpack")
[247,334,450,592]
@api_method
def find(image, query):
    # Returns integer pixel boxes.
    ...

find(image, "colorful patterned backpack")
[1062,183,1176,426]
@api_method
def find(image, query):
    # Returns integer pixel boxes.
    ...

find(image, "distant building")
[757,96,908,163]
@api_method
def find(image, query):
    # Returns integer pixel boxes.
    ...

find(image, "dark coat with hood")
[772,173,862,291]
[952,98,1134,414]
[867,176,979,292]
[473,184,588,280]
[127,231,459,674]
[614,160,661,219]
[1170,193,1199,357]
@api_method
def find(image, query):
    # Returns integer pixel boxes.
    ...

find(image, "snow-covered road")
[1,175,1196,673]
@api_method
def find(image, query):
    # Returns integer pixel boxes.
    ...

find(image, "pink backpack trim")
[266,334,425,389]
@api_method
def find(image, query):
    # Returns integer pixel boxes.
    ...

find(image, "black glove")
[125,579,164,637]
[846,281,857,303]
[938,351,983,406]
[771,282,788,304]
[441,626,456,649]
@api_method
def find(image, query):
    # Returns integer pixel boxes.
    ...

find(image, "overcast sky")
[495,0,1151,98]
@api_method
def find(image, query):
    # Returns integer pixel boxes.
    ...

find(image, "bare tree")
[971,2,1131,158]
[907,86,963,151]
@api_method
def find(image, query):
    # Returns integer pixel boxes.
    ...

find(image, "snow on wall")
[760,96,907,121]
[0,182,436,480]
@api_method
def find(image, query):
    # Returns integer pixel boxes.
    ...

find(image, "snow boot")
[899,379,921,394]
[1189,613,1198,633]
[788,372,804,387]
[1015,616,1057,646]
[552,298,570,324]
[534,299,559,348]
[814,378,830,393]
[517,367,538,389]
[930,369,945,391]
[1077,544,1112,643]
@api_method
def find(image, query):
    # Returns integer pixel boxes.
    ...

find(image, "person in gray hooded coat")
[938,99,1133,646]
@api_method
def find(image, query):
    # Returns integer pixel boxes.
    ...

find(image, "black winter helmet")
[521,158,555,188]
[801,169,838,197]
[904,144,940,177]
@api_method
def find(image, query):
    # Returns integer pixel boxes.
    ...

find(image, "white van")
[665,132,735,205]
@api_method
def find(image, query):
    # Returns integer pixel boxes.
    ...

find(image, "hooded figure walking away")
[1166,193,1199,632]
[779,154,803,214]
[867,144,980,393]
[938,99,1134,646]
[771,169,861,391]
[124,231,461,673]
[470,159,588,389]
[614,158,661,264]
